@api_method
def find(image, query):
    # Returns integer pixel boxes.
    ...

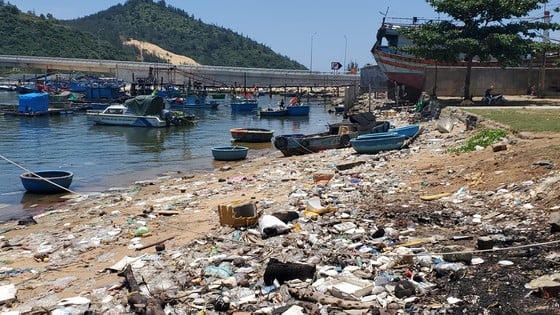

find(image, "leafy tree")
[401,0,560,99]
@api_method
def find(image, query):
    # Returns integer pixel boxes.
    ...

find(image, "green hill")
[0,3,134,60]
[0,0,306,70]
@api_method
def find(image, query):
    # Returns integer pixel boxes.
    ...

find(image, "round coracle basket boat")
[211,146,249,161]
[20,170,73,194]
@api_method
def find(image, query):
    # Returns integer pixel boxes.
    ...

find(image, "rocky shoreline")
[1,95,560,314]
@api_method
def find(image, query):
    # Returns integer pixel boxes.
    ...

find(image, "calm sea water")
[0,91,342,221]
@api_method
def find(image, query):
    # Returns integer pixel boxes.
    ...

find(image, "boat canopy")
[124,95,165,116]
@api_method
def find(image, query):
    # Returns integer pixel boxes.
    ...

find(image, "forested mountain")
[0,0,306,70]
[0,2,134,60]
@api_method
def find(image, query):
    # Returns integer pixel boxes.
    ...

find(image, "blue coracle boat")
[20,170,74,193]
[350,132,407,154]
[212,146,249,161]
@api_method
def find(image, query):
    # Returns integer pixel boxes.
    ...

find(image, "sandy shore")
[2,95,560,313]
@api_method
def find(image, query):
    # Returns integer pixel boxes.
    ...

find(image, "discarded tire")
[263,258,316,285]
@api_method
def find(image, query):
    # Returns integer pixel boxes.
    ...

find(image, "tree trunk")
[463,57,473,100]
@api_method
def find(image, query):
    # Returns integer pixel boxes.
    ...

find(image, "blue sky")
[12,0,557,72]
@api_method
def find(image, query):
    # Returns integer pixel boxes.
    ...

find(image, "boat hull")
[391,124,420,138]
[259,109,289,117]
[350,133,406,154]
[87,113,170,127]
[273,132,352,157]
[358,124,420,140]
[20,170,73,193]
[231,96,258,112]
[212,146,249,161]
[230,128,274,143]
[372,48,427,91]
[286,106,310,116]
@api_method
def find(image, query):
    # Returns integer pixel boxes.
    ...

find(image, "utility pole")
[343,35,347,73]
[539,10,551,96]
[310,32,317,72]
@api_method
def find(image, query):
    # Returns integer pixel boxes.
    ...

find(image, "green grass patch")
[447,128,507,153]
[464,108,560,132]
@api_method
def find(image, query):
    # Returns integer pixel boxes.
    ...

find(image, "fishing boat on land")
[350,132,407,154]
[371,17,502,100]
[273,132,351,157]
[358,124,420,140]
[230,128,274,143]
[273,112,391,157]
[86,95,195,127]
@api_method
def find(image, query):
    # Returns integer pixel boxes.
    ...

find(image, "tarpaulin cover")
[124,95,164,116]
[18,92,49,112]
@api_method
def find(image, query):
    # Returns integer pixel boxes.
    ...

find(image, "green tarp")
[124,95,164,116]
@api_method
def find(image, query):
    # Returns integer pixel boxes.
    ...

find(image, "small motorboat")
[212,146,249,161]
[259,107,289,117]
[86,95,196,127]
[230,96,259,112]
[20,170,74,193]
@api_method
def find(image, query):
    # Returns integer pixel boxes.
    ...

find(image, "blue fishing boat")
[83,77,128,101]
[166,95,219,110]
[350,133,407,154]
[391,124,421,138]
[20,170,73,193]
[230,96,258,112]
[286,105,310,116]
[285,97,309,116]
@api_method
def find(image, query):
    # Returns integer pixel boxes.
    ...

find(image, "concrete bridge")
[0,55,359,89]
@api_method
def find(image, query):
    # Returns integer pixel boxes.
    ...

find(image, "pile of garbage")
[1,106,560,314]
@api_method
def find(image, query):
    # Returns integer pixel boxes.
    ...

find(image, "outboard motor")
[161,109,174,126]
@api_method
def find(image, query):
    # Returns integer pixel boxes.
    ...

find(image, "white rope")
[0,154,80,195]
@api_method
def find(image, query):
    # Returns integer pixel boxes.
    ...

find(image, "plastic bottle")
[134,226,149,237]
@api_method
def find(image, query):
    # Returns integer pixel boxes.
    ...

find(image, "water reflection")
[20,191,69,207]
[260,116,311,134]
[88,124,193,153]
[17,115,50,129]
